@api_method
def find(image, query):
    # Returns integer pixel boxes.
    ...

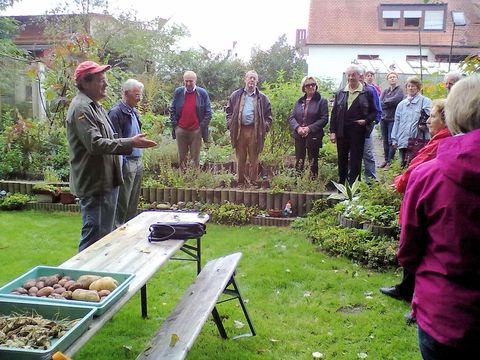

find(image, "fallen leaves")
[169,333,179,347]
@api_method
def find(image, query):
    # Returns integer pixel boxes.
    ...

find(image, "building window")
[404,10,421,28]
[424,11,444,30]
[358,55,380,60]
[379,4,446,31]
[406,55,428,61]
[382,10,400,29]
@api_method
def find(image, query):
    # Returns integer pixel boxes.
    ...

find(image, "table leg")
[196,237,201,275]
[141,284,148,318]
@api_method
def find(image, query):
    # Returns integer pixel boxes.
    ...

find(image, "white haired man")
[109,78,145,227]
[329,64,377,185]
[444,71,463,93]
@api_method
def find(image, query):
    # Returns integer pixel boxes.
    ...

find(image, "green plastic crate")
[0,266,134,316]
[0,298,95,360]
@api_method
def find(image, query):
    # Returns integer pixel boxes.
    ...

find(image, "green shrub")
[0,193,31,210]
[293,207,398,270]
[202,202,258,226]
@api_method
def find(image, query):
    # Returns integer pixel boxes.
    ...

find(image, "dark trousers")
[294,136,321,177]
[418,326,477,360]
[399,148,408,168]
[380,120,396,162]
[396,268,415,301]
[336,123,366,185]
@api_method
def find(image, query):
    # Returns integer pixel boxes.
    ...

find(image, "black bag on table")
[148,222,206,242]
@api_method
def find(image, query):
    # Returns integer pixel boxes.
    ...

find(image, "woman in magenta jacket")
[397,75,480,359]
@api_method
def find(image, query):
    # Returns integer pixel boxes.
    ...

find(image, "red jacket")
[397,129,480,348]
[394,127,452,194]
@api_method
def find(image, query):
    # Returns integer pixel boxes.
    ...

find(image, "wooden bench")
[136,252,255,360]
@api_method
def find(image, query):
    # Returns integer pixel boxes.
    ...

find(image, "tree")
[249,34,307,84]
[0,0,20,10]
[459,55,480,75]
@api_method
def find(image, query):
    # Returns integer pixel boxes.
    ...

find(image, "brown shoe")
[378,161,388,168]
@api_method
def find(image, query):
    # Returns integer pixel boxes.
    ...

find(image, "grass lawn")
[0,211,420,359]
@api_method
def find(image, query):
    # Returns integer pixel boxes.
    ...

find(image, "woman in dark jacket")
[287,76,329,177]
[379,71,404,168]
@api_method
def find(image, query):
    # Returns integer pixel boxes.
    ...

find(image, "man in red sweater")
[170,71,212,169]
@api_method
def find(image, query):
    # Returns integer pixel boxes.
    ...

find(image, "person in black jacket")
[379,71,404,168]
[287,76,329,178]
[329,64,377,185]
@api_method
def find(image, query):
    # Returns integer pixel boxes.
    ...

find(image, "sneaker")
[378,161,389,168]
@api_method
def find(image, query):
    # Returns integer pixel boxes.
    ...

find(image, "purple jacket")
[397,129,480,348]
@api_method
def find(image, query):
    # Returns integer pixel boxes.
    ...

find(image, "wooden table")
[60,210,209,357]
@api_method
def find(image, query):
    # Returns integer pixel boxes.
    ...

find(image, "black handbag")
[405,133,428,165]
[148,222,206,242]
[417,97,429,132]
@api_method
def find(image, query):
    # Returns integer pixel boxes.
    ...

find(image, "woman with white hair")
[397,75,480,359]
[287,76,329,177]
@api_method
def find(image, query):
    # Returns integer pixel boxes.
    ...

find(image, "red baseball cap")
[74,61,111,82]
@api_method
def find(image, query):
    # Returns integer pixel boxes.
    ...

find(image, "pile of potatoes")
[10,274,119,302]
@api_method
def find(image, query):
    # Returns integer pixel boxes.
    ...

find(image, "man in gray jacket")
[66,61,156,251]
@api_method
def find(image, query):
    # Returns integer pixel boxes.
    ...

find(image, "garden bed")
[1,180,332,217]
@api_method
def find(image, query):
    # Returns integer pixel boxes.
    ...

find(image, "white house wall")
[306,44,452,86]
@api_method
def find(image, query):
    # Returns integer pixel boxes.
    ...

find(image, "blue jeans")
[363,135,376,183]
[78,187,119,252]
[380,120,396,162]
[418,326,476,360]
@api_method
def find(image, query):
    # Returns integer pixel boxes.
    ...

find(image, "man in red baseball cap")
[74,60,111,82]
[66,60,157,252]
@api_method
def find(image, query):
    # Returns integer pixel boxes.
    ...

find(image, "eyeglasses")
[305,84,316,88]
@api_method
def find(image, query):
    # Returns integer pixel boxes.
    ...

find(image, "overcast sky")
[3,0,310,59]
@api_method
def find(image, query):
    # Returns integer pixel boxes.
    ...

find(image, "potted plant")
[32,183,58,203]
[58,186,76,205]
[361,204,399,236]
[328,180,364,228]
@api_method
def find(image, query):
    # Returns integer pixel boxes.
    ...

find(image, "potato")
[37,286,54,297]
[97,289,111,298]
[61,290,72,299]
[36,280,45,289]
[44,275,60,287]
[77,275,102,289]
[49,293,65,299]
[72,289,100,302]
[53,287,66,294]
[12,287,28,295]
[28,286,38,296]
[58,277,69,287]
[23,279,37,290]
[67,281,84,292]
[37,276,48,282]
[89,277,118,291]
[64,280,75,290]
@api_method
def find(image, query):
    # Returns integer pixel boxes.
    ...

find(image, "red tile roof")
[307,0,480,50]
